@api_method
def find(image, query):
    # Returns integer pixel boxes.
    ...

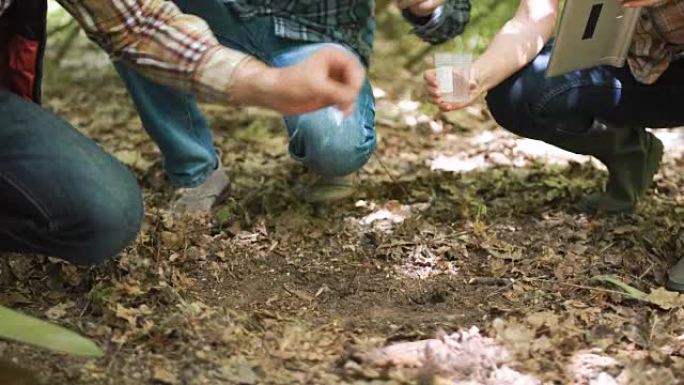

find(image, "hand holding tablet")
[546,0,642,77]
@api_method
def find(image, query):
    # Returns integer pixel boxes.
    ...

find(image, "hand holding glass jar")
[425,53,483,112]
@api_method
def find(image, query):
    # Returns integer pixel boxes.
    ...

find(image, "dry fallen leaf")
[216,356,260,385]
[160,231,179,248]
[644,288,684,310]
[283,284,315,302]
[114,304,152,327]
[45,301,75,320]
[525,311,560,330]
[113,150,153,172]
[152,366,177,385]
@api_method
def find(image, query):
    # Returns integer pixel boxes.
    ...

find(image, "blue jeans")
[486,42,684,140]
[0,91,143,265]
[115,0,376,187]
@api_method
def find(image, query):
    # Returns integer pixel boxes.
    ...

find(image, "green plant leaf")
[592,276,684,310]
[591,275,647,300]
[0,305,104,357]
[216,206,233,228]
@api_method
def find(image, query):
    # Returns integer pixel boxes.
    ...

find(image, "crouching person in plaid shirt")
[112,0,472,212]
[425,0,684,290]
[0,0,368,265]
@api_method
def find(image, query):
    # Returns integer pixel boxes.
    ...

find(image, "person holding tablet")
[425,0,684,290]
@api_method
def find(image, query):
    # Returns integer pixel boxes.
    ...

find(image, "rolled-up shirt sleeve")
[57,0,250,104]
[402,0,471,45]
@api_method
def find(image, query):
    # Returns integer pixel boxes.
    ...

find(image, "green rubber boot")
[667,232,684,292]
[546,120,663,214]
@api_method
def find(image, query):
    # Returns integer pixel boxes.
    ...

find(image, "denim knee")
[487,78,597,141]
[486,80,542,140]
[64,163,144,265]
[485,43,559,141]
[288,107,376,177]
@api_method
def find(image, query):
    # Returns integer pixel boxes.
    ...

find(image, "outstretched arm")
[57,0,248,104]
[472,0,558,94]
[57,0,364,116]
[426,0,558,111]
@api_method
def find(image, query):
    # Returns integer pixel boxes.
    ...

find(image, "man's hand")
[230,48,365,116]
[396,0,444,17]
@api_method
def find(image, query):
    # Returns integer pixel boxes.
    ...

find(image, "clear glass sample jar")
[434,53,472,104]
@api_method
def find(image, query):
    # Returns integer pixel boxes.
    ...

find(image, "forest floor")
[2,18,684,385]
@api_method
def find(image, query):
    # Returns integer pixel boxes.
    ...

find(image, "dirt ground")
[2,18,684,385]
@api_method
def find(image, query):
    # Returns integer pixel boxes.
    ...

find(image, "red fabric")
[7,34,39,101]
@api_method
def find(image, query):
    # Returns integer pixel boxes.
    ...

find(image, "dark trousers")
[0,91,143,265]
[486,42,684,139]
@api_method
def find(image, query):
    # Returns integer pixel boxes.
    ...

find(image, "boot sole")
[305,187,355,204]
[574,195,634,215]
[667,279,684,293]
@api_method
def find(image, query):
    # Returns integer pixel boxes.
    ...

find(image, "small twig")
[78,298,91,318]
[486,281,515,299]
[47,18,76,35]
[638,264,654,281]
[600,242,615,253]
[373,152,411,198]
[561,283,627,296]
[377,240,418,250]
[648,314,659,347]
[468,277,512,287]
[53,22,81,66]
[106,344,124,371]
[524,277,631,297]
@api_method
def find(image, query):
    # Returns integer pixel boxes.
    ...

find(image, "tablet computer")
[546,1,642,77]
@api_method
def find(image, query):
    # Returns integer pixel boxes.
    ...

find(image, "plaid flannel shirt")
[1,0,249,104]
[629,0,684,84]
[0,0,470,103]
[223,0,471,64]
